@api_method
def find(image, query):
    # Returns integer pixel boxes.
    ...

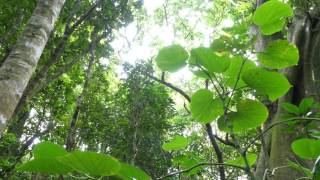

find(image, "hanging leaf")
[32,141,68,158]
[162,135,190,151]
[287,160,313,178]
[292,138,320,159]
[253,1,293,35]
[281,103,300,115]
[190,89,224,123]
[226,153,257,168]
[242,68,292,101]
[218,99,268,133]
[58,151,121,176]
[18,158,73,175]
[155,44,188,72]
[299,97,314,115]
[189,47,230,73]
[258,40,299,69]
[17,142,72,175]
[223,56,256,88]
[116,163,150,180]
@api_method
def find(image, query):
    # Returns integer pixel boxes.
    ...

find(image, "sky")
[108,0,234,86]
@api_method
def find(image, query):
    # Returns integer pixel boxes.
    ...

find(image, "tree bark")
[254,4,320,179]
[0,0,65,135]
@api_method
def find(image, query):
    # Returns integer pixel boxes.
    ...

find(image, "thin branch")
[244,117,320,152]
[226,57,247,108]
[145,73,191,102]
[213,134,236,147]
[157,162,246,179]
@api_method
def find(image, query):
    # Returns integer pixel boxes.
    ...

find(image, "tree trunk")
[254,5,320,180]
[0,0,65,135]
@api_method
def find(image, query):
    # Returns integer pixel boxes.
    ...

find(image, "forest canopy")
[0,0,320,179]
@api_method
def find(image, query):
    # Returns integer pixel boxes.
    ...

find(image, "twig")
[157,162,246,179]
[244,117,320,152]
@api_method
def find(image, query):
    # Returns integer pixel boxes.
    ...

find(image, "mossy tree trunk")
[0,0,65,135]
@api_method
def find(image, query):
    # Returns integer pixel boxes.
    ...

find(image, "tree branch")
[157,162,246,179]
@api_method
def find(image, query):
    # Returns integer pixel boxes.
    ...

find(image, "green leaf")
[242,68,292,101]
[189,47,230,73]
[155,44,188,72]
[292,138,320,159]
[162,135,190,151]
[258,40,299,69]
[190,89,224,123]
[281,103,300,115]
[226,153,257,168]
[172,154,204,175]
[218,99,269,132]
[58,151,121,176]
[33,141,68,159]
[116,163,150,180]
[299,97,314,115]
[17,158,73,175]
[313,157,320,180]
[17,142,72,175]
[223,56,256,88]
[287,160,313,178]
[253,1,293,35]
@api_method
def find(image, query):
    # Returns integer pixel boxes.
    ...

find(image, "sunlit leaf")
[258,40,299,69]
[162,135,190,151]
[190,89,224,123]
[58,151,121,176]
[218,99,268,132]
[223,56,256,88]
[189,47,230,73]
[18,158,73,175]
[155,44,188,72]
[33,141,68,158]
[253,1,293,35]
[242,68,291,101]
[116,163,150,180]
[292,138,320,159]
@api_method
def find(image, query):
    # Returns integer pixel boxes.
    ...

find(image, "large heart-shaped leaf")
[223,56,256,88]
[17,142,72,175]
[155,44,188,72]
[253,1,293,35]
[242,68,292,101]
[218,99,268,132]
[18,158,73,175]
[58,151,121,176]
[189,47,230,73]
[190,89,224,123]
[116,163,150,180]
[33,141,68,158]
[258,40,299,69]
[162,135,190,151]
[292,138,320,159]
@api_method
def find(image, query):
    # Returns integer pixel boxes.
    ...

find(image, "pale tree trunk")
[254,2,320,179]
[268,12,320,180]
[0,0,65,135]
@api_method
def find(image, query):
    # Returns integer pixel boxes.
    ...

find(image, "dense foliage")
[0,0,320,180]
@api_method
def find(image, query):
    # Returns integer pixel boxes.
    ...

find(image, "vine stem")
[243,117,320,152]
[156,162,246,179]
